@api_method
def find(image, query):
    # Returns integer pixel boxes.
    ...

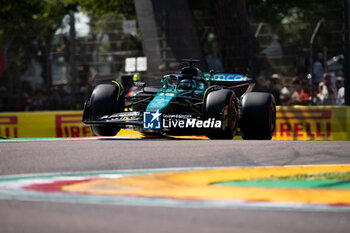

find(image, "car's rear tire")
[89,83,124,136]
[240,92,276,140]
[204,89,238,139]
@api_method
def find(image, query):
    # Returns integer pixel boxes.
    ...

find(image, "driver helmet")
[133,73,141,82]
[179,79,193,90]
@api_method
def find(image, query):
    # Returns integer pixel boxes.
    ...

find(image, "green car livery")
[82,59,276,139]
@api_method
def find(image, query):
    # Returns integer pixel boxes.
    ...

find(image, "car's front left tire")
[204,89,238,139]
[87,83,124,136]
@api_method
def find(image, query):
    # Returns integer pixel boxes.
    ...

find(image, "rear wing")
[203,72,253,83]
[203,72,255,97]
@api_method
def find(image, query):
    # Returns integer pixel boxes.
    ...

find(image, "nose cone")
[146,92,176,112]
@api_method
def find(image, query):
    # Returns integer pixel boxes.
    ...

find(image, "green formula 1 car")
[82,59,276,139]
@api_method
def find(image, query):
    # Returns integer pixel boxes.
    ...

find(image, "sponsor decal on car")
[203,73,248,82]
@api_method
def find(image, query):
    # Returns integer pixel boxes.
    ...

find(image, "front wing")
[82,110,224,134]
[82,111,143,127]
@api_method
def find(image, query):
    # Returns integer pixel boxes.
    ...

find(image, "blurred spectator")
[76,63,90,86]
[280,77,293,106]
[23,90,33,111]
[32,90,46,110]
[299,79,311,105]
[0,86,8,111]
[289,77,302,105]
[336,77,345,105]
[253,75,269,92]
[57,85,70,109]
[335,76,343,91]
[313,52,324,86]
[76,64,97,103]
[268,74,281,105]
[48,87,62,110]
[87,66,97,85]
[10,88,27,111]
[317,73,336,105]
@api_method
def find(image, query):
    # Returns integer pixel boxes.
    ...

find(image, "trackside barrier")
[0,106,349,140]
[274,106,350,140]
[0,111,92,138]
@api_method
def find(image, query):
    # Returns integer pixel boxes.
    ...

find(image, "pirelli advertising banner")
[0,111,93,138]
[0,106,349,140]
[274,106,350,141]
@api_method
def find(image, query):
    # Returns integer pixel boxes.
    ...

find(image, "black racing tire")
[204,89,238,139]
[90,84,123,136]
[240,92,276,140]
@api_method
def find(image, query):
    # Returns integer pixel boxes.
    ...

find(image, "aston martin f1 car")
[82,59,276,139]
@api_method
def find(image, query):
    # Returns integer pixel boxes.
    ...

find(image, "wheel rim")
[227,93,236,138]
[269,102,276,136]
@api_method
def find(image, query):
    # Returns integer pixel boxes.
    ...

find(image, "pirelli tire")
[204,89,238,139]
[89,83,124,136]
[240,92,276,140]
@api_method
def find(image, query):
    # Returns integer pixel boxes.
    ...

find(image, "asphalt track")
[1,139,350,233]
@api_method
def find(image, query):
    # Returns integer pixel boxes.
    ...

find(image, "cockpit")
[178,79,195,90]
[161,75,206,91]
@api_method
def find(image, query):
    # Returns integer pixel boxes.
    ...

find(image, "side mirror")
[210,69,215,81]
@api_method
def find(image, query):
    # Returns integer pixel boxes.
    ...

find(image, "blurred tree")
[247,0,343,52]
[211,0,250,74]
[247,0,343,75]
[74,0,135,16]
[188,0,343,74]
[0,0,77,92]
[0,0,136,95]
[77,0,138,69]
[188,0,219,60]
[247,0,342,24]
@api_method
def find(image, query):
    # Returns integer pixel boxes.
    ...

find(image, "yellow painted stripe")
[116,129,144,137]
[116,129,208,139]
[63,164,350,205]
[169,135,208,139]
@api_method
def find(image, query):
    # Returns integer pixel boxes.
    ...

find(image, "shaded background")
[0,0,348,110]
